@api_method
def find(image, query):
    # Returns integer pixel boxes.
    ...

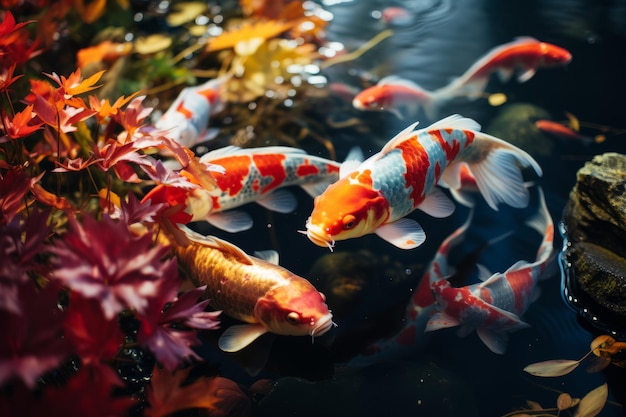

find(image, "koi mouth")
[311,313,335,340]
[299,219,335,251]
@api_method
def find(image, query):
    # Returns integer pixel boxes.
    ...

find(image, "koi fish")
[154,75,229,148]
[144,146,362,233]
[303,114,542,250]
[352,76,442,120]
[439,37,572,99]
[535,120,595,144]
[170,225,334,352]
[426,187,554,354]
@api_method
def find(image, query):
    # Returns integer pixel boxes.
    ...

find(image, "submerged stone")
[561,152,626,338]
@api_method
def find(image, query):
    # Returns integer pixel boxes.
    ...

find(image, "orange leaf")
[144,366,220,417]
[206,20,295,52]
[76,40,132,68]
[74,0,108,24]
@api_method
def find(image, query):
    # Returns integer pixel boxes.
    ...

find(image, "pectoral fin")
[256,189,297,213]
[425,312,461,331]
[418,188,455,218]
[375,218,426,249]
[206,210,253,233]
[476,328,509,354]
[218,324,269,352]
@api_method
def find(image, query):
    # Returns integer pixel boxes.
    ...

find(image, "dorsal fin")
[424,114,481,133]
[380,121,420,153]
[179,225,255,265]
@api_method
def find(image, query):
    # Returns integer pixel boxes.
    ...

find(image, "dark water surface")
[202,1,626,416]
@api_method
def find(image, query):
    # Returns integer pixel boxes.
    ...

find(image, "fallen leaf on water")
[565,111,580,131]
[523,359,582,377]
[166,2,208,27]
[557,393,573,411]
[206,20,294,52]
[488,93,507,106]
[573,383,608,417]
[135,34,172,55]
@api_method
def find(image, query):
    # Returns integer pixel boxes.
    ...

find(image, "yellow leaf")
[557,393,574,410]
[206,20,295,53]
[74,0,107,24]
[573,383,608,417]
[565,111,580,131]
[135,34,172,55]
[488,93,507,106]
[523,359,581,377]
[166,2,208,27]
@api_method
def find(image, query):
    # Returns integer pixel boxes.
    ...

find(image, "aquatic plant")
[501,384,608,417]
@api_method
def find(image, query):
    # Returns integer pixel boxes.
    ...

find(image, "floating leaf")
[488,93,507,106]
[557,393,573,410]
[166,2,208,27]
[523,359,581,377]
[565,111,580,131]
[573,384,608,417]
[525,400,543,410]
[206,20,294,53]
[135,34,172,55]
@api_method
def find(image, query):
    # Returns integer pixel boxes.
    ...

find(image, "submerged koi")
[352,76,441,120]
[439,37,572,98]
[304,114,542,250]
[426,188,554,354]
[144,146,360,233]
[170,226,334,352]
[154,75,229,148]
[535,119,595,144]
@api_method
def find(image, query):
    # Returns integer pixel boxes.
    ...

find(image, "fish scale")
[173,237,293,323]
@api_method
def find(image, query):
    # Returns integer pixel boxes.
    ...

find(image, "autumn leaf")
[523,359,582,377]
[0,105,43,141]
[0,64,23,92]
[145,366,221,417]
[206,20,295,52]
[73,0,107,24]
[45,68,105,97]
[573,383,608,417]
[76,40,132,68]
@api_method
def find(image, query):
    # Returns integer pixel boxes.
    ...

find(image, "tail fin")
[444,131,542,211]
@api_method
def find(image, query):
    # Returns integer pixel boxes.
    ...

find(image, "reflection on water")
[227,1,626,416]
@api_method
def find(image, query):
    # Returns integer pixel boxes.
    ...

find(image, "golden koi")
[170,226,334,352]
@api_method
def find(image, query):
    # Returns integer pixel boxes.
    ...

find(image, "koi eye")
[342,214,356,229]
[287,312,300,325]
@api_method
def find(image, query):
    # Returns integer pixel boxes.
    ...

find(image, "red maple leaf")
[0,280,70,388]
[64,293,125,363]
[49,213,177,320]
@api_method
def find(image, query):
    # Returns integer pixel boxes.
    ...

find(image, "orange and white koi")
[171,226,334,352]
[304,114,542,250]
[154,76,228,148]
[144,146,361,233]
[439,37,572,98]
[352,76,442,120]
[426,188,554,354]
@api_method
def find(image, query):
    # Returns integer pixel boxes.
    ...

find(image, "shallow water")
[198,1,626,416]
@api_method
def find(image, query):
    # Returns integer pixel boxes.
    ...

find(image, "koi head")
[254,279,334,338]
[353,80,431,111]
[540,42,572,66]
[353,85,393,110]
[303,172,389,250]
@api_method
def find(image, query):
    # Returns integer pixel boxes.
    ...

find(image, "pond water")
[194,1,626,416]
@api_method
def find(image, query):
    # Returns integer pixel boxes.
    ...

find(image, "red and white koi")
[426,188,554,354]
[169,226,334,352]
[154,76,228,148]
[304,114,542,250]
[438,37,572,99]
[144,146,361,233]
[352,76,443,120]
